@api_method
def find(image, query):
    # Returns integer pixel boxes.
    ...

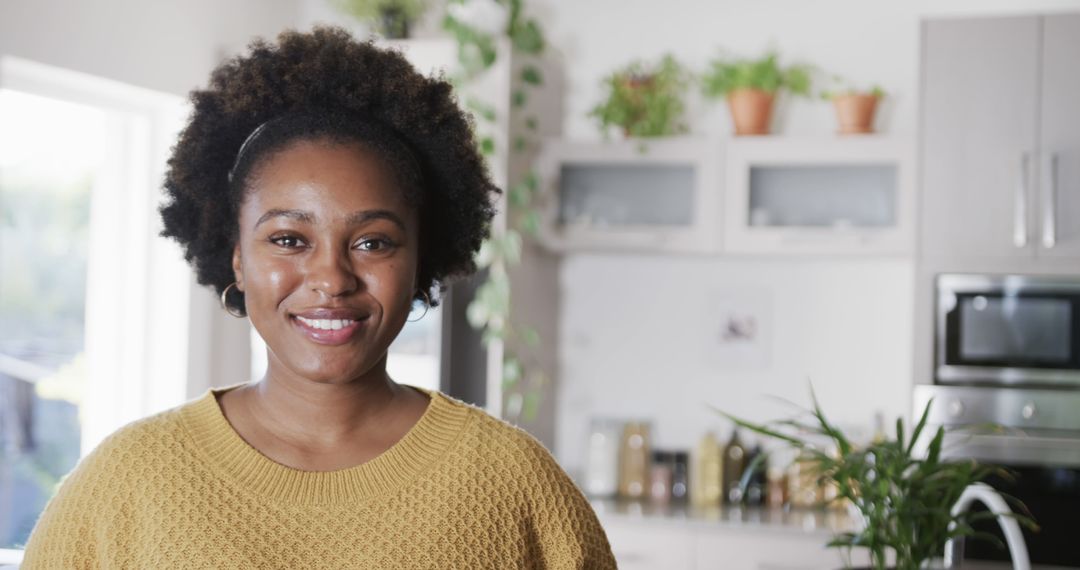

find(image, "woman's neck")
[220,353,430,470]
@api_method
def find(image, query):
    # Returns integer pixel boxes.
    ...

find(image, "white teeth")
[296,316,354,330]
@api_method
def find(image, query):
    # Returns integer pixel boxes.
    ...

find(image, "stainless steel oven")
[914,385,1080,568]
[936,274,1080,388]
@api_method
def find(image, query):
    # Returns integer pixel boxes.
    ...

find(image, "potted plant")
[821,75,886,134]
[717,392,1037,570]
[589,55,690,138]
[334,0,428,39]
[701,51,813,135]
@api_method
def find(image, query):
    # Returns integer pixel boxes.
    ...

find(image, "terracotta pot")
[726,88,775,136]
[832,93,880,134]
[619,74,655,138]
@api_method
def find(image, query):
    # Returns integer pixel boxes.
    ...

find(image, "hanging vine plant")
[442,0,550,423]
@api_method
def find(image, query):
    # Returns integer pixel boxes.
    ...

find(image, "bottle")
[787,449,823,508]
[765,465,787,508]
[767,447,796,508]
[872,410,887,445]
[648,451,673,505]
[722,429,747,504]
[618,421,650,499]
[743,443,766,506]
[691,431,723,506]
[583,418,622,497]
[670,451,689,503]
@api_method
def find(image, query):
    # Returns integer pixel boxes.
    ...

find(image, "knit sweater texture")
[20,384,616,569]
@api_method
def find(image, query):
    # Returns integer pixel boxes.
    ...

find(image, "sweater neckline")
[178,382,471,505]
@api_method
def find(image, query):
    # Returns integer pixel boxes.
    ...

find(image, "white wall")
[0,0,299,97]
[555,255,914,472]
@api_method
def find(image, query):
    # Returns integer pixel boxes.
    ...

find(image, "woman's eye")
[269,235,304,248]
[356,238,393,252]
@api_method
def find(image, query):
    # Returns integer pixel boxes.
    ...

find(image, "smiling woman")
[18,26,616,569]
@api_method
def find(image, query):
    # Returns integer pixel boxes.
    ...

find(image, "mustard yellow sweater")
[20,384,616,569]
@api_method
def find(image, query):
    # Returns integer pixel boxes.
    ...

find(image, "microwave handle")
[1015,152,1029,248]
[1042,153,1057,249]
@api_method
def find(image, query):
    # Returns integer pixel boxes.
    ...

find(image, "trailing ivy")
[443,0,549,423]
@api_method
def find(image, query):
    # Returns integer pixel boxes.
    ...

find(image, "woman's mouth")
[290,314,367,345]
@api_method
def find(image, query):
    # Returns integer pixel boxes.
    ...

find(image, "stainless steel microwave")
[936,274,1080,387]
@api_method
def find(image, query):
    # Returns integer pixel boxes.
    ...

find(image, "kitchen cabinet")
[597,503,869,570]
[535,137,722,254]
[603,517,860,570]
[1038,14,1080,260]
[724,136,915,255]
[536,135,914,256]
[920,14,1080,262]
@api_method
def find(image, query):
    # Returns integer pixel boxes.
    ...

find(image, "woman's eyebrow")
[254,208,313,228]
[345,209,406,231]
[253,208,406,231]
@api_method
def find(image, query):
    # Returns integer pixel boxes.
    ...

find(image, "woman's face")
[232,139,420,384]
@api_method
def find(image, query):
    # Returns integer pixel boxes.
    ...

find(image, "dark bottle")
[743,443,766,506]
[722,429,747,504]
[670,451,689,503]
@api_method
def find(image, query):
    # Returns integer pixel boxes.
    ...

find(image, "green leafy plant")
[701,51,813,99]
[442,0,549,423]
[589,55,690,138]
[820,74,886,101]
[334,0,427,21]
[334,0,428,38]
[716,392,1036,570]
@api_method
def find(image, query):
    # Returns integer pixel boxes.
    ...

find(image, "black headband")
[225,111,425,194]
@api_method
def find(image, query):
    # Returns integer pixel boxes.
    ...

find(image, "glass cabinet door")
[558,163,696,228]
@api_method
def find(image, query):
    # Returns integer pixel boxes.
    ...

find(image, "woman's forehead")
[240,140,415,223]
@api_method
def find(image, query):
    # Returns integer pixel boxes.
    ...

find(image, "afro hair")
[159,26,500,316]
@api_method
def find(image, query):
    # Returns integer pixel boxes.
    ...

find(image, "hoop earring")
[407,289,431,322]
[220,282,246,318]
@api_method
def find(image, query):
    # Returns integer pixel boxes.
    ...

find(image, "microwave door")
[937,287,1080,387]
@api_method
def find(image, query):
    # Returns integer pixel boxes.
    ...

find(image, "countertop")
[590,497,858,536]
[590,499,1072,570]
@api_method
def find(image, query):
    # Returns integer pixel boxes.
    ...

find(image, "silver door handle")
[1042,153,1057,249]
[1015,153,1030,248]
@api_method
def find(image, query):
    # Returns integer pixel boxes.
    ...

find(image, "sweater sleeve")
[516,433,618,570]
[19,430,126,570]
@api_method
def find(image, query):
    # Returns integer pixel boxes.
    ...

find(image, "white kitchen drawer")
[695,530,863,570]
[603,520,695,570]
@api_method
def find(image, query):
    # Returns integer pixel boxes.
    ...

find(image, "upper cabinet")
[536,136,915,256]
[921,14,1080,262]
[724,136,915,255]
[1039,14,1080,260]
[535,137,722,254]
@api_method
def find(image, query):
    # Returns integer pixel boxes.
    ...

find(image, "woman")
[21,27,616,569]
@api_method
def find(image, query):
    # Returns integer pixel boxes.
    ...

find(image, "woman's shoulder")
[50,394,208,503]
[429,390,569,480]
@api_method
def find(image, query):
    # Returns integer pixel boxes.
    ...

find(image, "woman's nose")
[304,243,360,298]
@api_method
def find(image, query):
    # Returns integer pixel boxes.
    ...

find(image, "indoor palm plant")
[589,55,690,138]
[334,0,428,39]
[820,75,886,134]
[717,392,1036,570]
[701,50,812,135]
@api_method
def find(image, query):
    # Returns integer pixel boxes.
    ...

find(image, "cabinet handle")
[1042,153,1057,249]
[1014,153,1030,248]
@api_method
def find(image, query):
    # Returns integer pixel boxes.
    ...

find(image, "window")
[0,58,188,557]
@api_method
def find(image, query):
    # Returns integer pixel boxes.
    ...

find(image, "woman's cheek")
[247,254,301,307]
